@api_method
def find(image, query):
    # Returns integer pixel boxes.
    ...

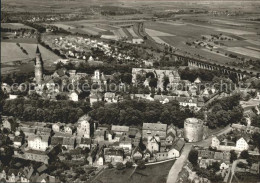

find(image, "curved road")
[166,126,232,183]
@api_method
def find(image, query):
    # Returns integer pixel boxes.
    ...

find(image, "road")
[166,125,232,183]
[166,144,192,183]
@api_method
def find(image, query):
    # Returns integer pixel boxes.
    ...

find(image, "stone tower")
[184,118,204,142]
[35,45,43,84]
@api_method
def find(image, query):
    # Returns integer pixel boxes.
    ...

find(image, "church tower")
[35,45,44,84]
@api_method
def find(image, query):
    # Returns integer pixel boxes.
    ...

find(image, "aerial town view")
[1,0,260,183]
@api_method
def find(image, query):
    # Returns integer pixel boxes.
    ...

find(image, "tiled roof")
[28,135,49,143]
[51,136,63,145]
[111,125,129,132]
[104,148,124,156]
[62,137,75,146]
[79,138,91,145]
[143,122,167,131]
[171,138,185,152]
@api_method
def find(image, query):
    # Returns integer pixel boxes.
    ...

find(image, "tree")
[208,161,220,172]
[116,162,125,170]
[137,160,146,169]
[188,149,198,166]
[240,150,249,160]
[230,150,237,163]
[149,78,158,88]
[125,161,133,168]
[108,163,113,169]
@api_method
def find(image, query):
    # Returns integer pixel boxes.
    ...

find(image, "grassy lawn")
[93,160,175,183]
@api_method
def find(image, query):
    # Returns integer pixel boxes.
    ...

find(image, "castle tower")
[184,118,204,142]
[35,45,44,84]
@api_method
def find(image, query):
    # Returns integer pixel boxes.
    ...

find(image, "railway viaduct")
[173,54,260,80]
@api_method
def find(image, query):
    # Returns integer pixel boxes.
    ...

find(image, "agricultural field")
[93,160,174,183]
[144,17,260,64]
[50,19,122,35]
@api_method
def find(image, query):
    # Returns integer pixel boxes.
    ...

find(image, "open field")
[1,23,34,29]
[1,42,60,63]
[224,47,260,59]
[93,160,174,183]
[1,42,60,74]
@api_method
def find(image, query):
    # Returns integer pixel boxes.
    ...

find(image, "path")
[229,159,247,183]
[166,125,232,183]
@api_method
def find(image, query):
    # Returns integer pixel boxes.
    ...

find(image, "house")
[62,137,75,150]
[236,137,249,151]
[142,122,167,139]
[156,152,169,160]
[175,97,198,108]
[52,123,63,132]
[111,125,129,135]
[28,135,49,151]
[132,146,143,160]
[168,138,185,158]
[220,162,229,170]
[69,91,79,102]
[24,150,49,164]
[36,173,58,183]
[1,117,17,131]
[194,77,201,84]
[19,127,36,137]
[95,146,104,166]
[77,115,91,138]
[50,136,64,146]
[143,149,152,160]
[104,92,118,103]
[9,94,19,100]
[211,135,249,151]
[167,124,177,136]
[77,138,91,149]
[93,126,108,142]
[165,132,175,146]
[119,136,132,152]
[0,170,7,180]
[89,92,103,106]
[36,127,52,136]
[104,148,124,164]
[14,136,24,148]
[147,135,160,153]
[64,125,74,135]
[1,83,11,93]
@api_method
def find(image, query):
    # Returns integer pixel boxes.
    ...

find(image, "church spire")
[36,45,40,54]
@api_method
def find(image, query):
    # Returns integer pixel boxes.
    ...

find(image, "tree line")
[89,99,200,128]
[2,98,91,123]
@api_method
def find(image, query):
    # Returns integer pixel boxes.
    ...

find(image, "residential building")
[28,135,49,151]
[104,148,124,164]
[142,122,167,139]
[77,115,91,138]
[111,125,129,135]
[147,135,160,153]
[168,138,185,158]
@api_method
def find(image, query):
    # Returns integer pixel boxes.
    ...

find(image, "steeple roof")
[36,45,40,54]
